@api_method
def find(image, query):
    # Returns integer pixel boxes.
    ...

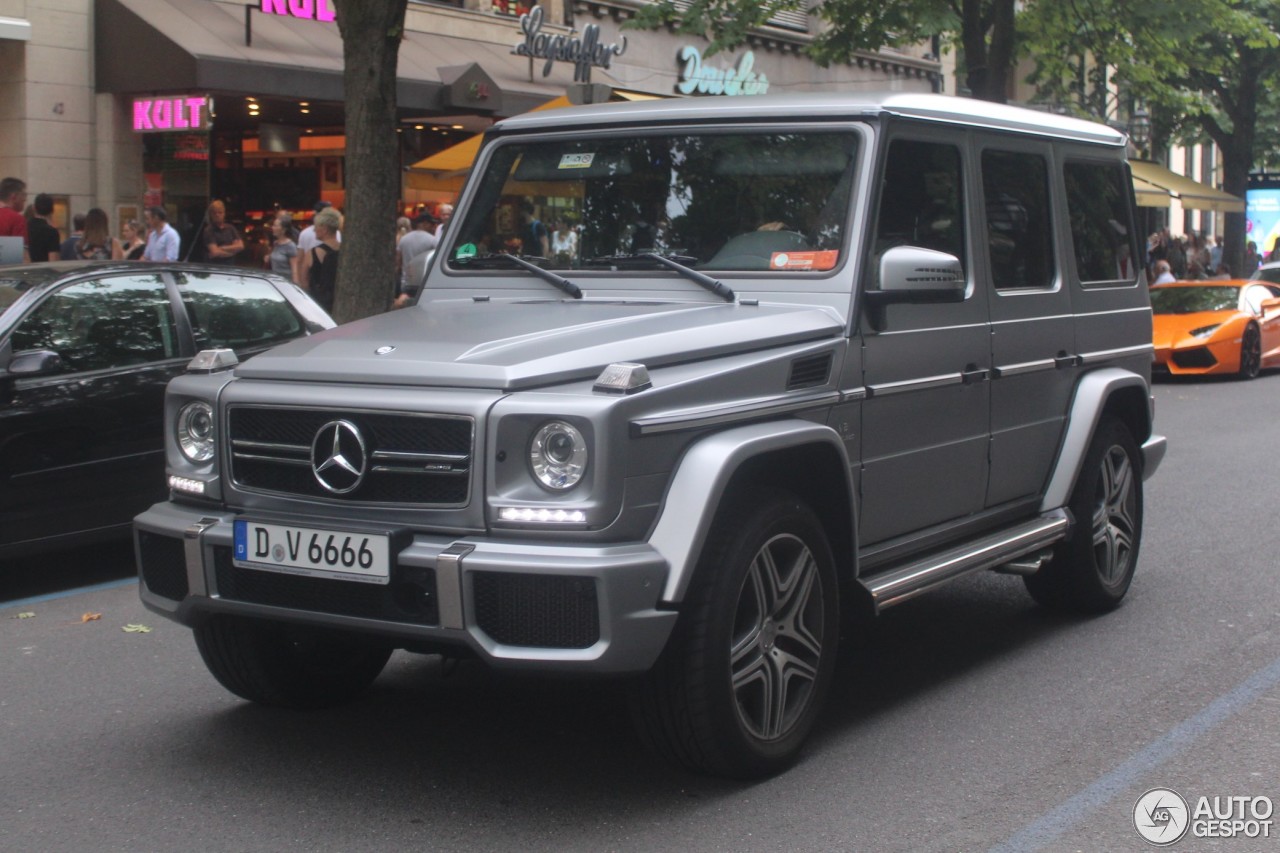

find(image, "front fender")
[648,420,853,604]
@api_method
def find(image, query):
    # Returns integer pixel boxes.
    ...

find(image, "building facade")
[0,0,943,259]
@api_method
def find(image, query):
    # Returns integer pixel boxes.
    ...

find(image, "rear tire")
[1025,417,1142,612]
[194,615,392,709]
[1239,323,1262,379]
[631,489,839,778]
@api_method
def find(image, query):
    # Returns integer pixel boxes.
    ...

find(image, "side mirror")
[7,349,64,377]
[863,246,966,331]
[1260,296,1280,315]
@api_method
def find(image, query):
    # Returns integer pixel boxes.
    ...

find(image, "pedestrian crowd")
[0,174,456,312]
[1144,228,1278,283]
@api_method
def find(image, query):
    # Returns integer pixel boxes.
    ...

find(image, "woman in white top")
[550,217,578,268]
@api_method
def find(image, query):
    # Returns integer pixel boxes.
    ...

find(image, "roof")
[492,92,1128,146]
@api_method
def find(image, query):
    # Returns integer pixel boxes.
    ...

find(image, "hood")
[234,299,844,389]
[1151,309,1236,348]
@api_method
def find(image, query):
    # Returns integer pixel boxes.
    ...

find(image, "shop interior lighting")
[415,124,424,130]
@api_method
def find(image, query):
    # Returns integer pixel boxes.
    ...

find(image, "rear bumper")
[134,501,677,674]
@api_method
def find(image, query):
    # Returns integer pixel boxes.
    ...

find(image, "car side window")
[982,149,1055,290]
[873,139,966,269]
[1244,284,1271,314]
[176,272,303,351]
[10,274,177,373]
[1064,160,1137,284]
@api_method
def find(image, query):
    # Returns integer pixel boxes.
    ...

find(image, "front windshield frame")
[441,122,868,288]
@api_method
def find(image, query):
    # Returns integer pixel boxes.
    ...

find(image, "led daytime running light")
[498,507,587,524]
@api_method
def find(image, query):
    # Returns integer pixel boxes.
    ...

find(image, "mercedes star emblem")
[311,419,368,494]
[376,345,396,355]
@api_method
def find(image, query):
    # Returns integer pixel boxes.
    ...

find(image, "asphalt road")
[3,373,1280,852]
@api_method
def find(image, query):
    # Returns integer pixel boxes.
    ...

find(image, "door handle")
[961,365,990,384]
[1054,353,1081,369]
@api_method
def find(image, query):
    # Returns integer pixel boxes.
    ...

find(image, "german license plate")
[233,520,390,585]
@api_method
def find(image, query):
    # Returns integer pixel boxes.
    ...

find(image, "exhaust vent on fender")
[787,353,832,391]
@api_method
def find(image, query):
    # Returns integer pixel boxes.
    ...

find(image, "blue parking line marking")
[987,653,1280,853]
[1,577,138,612]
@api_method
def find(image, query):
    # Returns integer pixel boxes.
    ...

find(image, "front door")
[858,133,991,545]
[0,273,184,552]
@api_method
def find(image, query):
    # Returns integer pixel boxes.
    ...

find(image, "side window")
[874,139,966,268]
[1065,160,1138,283]
[982,150,1055,290]
[176,272,303,350]
[10,274,177,372]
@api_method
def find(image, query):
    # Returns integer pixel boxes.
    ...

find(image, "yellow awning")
[411,95,575,173]
[1132,173,1172,209]
[1129,159,1245,213]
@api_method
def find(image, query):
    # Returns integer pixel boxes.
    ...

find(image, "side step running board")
[862,511,1069,613]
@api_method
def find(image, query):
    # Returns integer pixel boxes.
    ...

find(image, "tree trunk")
[961,0,1016,103]
[332,0,408,322]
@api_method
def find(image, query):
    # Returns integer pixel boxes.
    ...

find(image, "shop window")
[491,0,535,16]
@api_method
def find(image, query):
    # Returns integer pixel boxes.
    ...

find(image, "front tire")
[1025,417,1142,612]
[1239,323,1262,379]
[194,615,392,709]
[632,490,839,778]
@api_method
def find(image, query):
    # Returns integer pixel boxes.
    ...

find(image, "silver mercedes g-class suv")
[135,93,1165,778]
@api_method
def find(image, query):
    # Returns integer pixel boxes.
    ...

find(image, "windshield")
[447,129,859,274]
[1149,286,1240,314]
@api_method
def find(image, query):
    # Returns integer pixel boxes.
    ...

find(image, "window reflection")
[450,131,859,273]
[11,275,177,372]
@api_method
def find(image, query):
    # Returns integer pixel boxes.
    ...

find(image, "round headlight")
[530,421,587,490]
[177,401,215,463]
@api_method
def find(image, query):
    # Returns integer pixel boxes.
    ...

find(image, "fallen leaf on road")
[81,612,102,623]
[14,612,35,619]
[122,624,152,633]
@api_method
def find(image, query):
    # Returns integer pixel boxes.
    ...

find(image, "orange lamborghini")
[1150,279,1280,379]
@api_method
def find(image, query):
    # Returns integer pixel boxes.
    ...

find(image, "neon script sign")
[676,46,769,96]
[132,96,211,132]
[513,7,627,83]
[259,0,337,21]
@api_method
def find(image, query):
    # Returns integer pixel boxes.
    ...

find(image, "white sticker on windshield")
[559,153,595,169]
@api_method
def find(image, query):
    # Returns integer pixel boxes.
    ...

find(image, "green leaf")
[14,612,35,619]
[122,623,153,633]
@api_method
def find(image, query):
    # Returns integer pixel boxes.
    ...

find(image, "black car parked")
[0,262,334,559]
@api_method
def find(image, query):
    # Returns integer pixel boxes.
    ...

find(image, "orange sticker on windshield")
[770,250,839,271]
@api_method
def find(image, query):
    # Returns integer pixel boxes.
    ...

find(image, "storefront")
[94,0,587,261]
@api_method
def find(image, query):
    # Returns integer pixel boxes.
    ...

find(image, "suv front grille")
[228,406,473,506]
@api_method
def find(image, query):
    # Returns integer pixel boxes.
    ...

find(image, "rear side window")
[1065,161,1138,283]
[982,150,1055,290]
[176,272,303,351]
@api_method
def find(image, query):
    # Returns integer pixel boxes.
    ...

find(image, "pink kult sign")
[260,0,336,21]
[132,96,210,132]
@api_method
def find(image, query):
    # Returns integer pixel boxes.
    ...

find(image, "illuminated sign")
[132,96,211,132]
[260,0,336,22]
[513,7,627,83]
[676,46,769,96]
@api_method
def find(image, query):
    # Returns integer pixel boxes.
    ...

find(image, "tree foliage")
[1021,0,1280,272]
[331,0,409,322]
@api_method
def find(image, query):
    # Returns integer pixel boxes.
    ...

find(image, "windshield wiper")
[584,252,735,303]
[454,253,582,299]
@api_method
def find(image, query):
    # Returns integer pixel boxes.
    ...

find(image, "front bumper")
[133,501,677,674]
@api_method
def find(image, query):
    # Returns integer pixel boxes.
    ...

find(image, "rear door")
[980,138,1078,507]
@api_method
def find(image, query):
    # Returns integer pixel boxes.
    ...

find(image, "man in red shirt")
[0,177,29,262]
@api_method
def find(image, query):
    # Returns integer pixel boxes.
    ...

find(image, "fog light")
[498,507,588,524]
